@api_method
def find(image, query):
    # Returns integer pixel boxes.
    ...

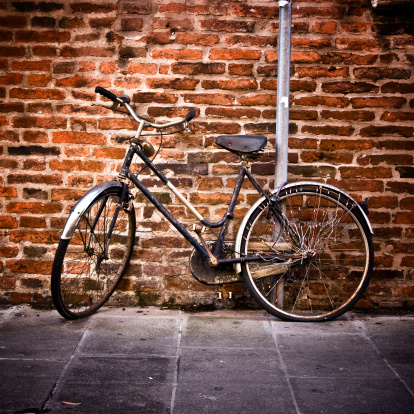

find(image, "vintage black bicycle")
[51,86,374,322]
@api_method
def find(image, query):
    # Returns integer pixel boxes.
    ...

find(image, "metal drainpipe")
[274,0,292,309]
[274,0,292,190]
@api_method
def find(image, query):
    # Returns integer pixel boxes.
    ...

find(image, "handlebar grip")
[95,86,118,102]
[185,109,196,122]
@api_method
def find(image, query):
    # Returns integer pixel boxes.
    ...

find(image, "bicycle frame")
[117,141,269,267]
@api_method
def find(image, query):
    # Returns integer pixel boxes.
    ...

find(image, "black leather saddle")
[216,135,267,159]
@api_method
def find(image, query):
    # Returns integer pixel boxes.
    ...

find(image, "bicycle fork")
[85,182,130,262]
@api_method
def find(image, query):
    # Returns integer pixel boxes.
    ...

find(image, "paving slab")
[0,306,413,414]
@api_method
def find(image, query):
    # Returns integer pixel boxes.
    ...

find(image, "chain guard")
[189,241,243,285]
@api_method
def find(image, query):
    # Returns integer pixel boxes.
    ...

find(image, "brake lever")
[184,121,191,133]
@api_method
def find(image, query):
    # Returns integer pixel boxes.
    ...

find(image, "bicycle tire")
[240,184,374,322]
[51,186,136,319]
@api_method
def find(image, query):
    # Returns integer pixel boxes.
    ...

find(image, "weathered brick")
[200,19,255,33]
[302,125,354,137]
[351,97,406,109]
[322,82,378,94]
[336,38,387,51]
[354,67,411,80]
[9,88,65,100]
[52,131,106,145]
[175,33,219,46]
[171,62,225,75]
[360,126,413,138]
[202,79,257,91]
[210,49,261,60]
[152,49,202,60]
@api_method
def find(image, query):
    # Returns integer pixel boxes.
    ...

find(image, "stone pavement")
[0,305,413,414]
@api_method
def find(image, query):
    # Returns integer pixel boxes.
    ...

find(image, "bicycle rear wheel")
[52,187,136,319]
[240,184,373,321]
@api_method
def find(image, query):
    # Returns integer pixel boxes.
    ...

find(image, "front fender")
[60,181,123,240]
[234,181,373,274]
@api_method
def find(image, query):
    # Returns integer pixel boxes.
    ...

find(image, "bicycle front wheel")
[52,186,136,319]
[240,184,373,321]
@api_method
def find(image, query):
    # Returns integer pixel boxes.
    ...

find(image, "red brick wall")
[1,0,413,309]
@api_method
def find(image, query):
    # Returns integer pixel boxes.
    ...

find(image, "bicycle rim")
[241,186,373,321]
[52,191,135,319]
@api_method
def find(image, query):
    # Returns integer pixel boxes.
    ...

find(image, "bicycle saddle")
[216,135,267,159]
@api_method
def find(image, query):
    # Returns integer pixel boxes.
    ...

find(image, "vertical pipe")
[274,1,292,310]
[275,0,292,190]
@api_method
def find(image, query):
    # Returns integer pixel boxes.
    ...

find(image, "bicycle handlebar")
[95,86,118,103]
[95,86,196,129]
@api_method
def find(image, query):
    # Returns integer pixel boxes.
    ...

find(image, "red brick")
[32,45,57,56]
[200,19,255,33]
[238,94,275,106]
[320,139,372,151]
[9,230,60,244]
[60,46,114,57]
[175,33,219,46]
[121,18,143,31]
[7,202,62,214]
[291,38,331,49]
[16,30,70,43]
[360,126,413,138]
[381,82,414,94]
[12,116,67,129]
[381,112,414,122]
[202,79,257,91]
[294,96,349,108]
[133,92,178,104]
[336,38,387,51]
[339,167,392,179]
[312,21,337,34]
[354,67,411,81]
[0,15,27,28]
[152,17,194,30]
[50,159,106,173]
[294,6,344,19]
[341,22,370,34]
[71,3,117,13]
[152,49,201,60]
[20,216,46,228]
[9,88,65,100]
[0,73,23,85]
[225,35,276,48]
[171,62,225,75]
[232,4,278,18]
[210,49,261,60]
[127,62,157,75]
[321,110,374,121]
[52,132,106,145]
[0,215,18,229]
[351,97,406,109]
[229,64,253,76]
[12,59,51,71]
[322,52,377,65]
[0,46,26,57]
[0,186,18,197]
[0,246,19,257]
[295,67,349,79]
[302,125,354,136]
[183,93,234,106]
[0,277,16,289]
[205,107,261,119]
[27,74,51,86]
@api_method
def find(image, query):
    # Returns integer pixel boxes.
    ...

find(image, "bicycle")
[51,86,374,322]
